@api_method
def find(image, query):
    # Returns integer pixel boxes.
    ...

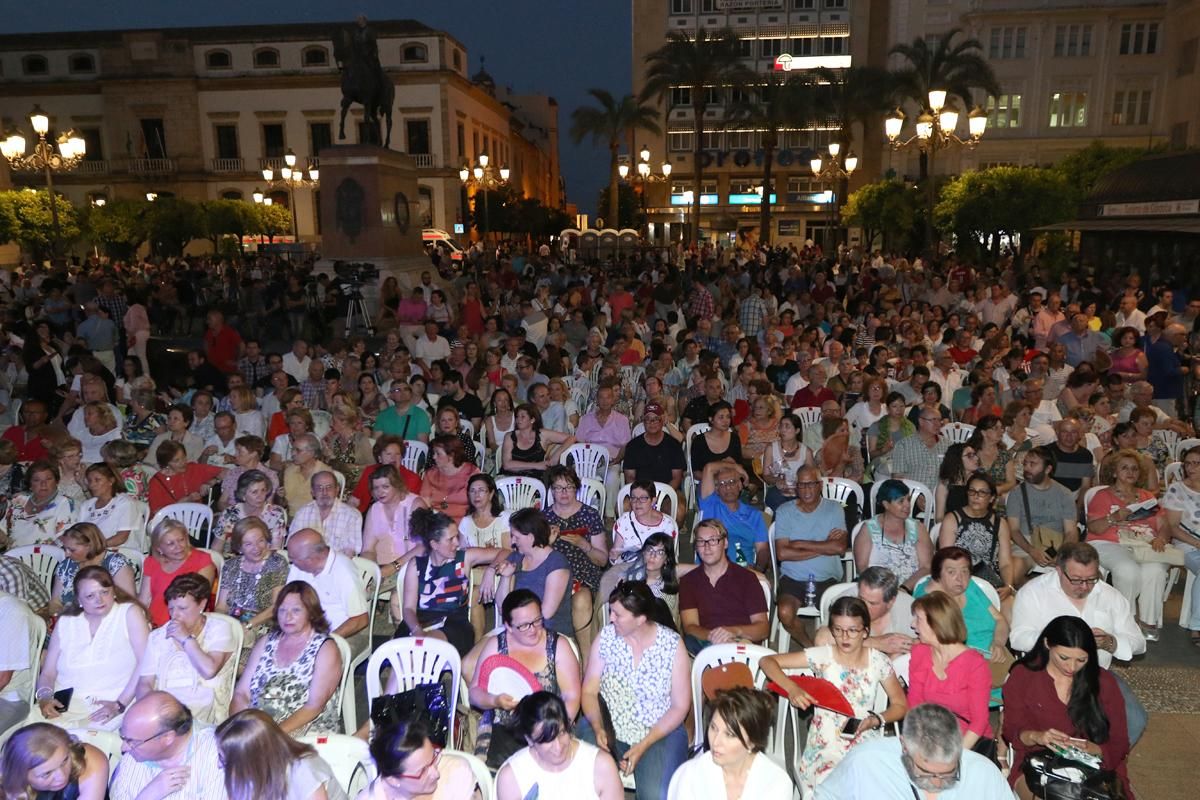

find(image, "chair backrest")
[631,422,646,438]
[127,499,150,553]
[446,751,495,800]
[1177,437,1200,462]
[795,406,823,428]
[1083,484,1107,515]
[24,608,47,706]
[891,652,911,686]
[6,544,65,594]
[67,728,122,778]
[689,642,774,749]
[205,612,243,719]
[330,633,354,735]
[1154,428,1180,456]
[684,423,711,472]
[147,502,215,549]
[818,581,858,627]
[766,522,778,591]
[495,476,546,512]
[116,547,146,588]
[401,440,429,474]
[459,418,475,437]
[311,409,333,438]
[942,422,976,444]
[1165,461,1185,487]
[297,734,374,796]
[577,478,605,512]
[366,637,462,743]
[615,481,677,519]
[869,478,935,528]
[559,443,610,482]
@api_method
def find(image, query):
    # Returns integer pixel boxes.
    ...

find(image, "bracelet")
[867,711,883,727]
[115,699,126,713]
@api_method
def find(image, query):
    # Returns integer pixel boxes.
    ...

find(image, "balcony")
[75,160,109,175]
[259,156,288,171]
[129,158,176,175]
[412,153,435,168]
[211,157,244,173]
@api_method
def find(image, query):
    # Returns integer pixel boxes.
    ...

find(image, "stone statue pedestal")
[316,145,430,314]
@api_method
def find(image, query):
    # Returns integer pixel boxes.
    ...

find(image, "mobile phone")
[840,717,862,738]
[1045,544,1059,558]
[53,687,73,710]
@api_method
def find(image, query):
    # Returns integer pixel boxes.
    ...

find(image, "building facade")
[0,19,561,246]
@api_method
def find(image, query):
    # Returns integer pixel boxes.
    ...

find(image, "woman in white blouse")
[1162,443,1200,646]
[78,463,139,549]
[668,687,793,800]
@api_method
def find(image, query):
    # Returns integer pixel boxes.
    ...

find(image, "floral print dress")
[248,629,342,734]
[797,645,895,796]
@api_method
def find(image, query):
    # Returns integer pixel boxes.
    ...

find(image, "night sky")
[6,0,632,217]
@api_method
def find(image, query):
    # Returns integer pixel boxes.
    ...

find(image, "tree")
[843,179,921,253]
[1053,141,1157,206]
[728,72,817,245]
[252,202,293,243]
[0,190,80,260]
[199,199,259,253]
[144,197,202,257]
[643,28,753,243]
[934,166,1074,262]
[570,89,660,231]
[596,183,643,230]
[83,198,151,260]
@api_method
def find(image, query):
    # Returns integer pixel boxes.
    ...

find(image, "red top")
[2,427,48,461]
[907,643,992,737]
[679,562,768,633]
[204,324,243,374]
[1002,663,1132,795]
[267,411,288,441]
[143,548,215,626]
[350,462,422,511]
[148,463,223,516]
[790,386,836,409]
[460,297,485,336]
[948,346,979,366]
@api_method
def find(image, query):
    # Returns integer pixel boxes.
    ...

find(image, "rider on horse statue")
[333,16,394,148]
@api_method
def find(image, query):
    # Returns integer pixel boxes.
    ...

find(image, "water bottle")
[804,574,817,608]
[734,542,748,567]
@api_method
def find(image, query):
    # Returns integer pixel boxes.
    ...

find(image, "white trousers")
[1091,540,1169,627]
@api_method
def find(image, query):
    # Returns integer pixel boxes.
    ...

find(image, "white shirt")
[286,551,367,631]
[110,726,225,800]
[67,402,125,442]
[1010,571,1146,668]
[783,371,809,403]
[0,593,34,703]
[79,494,143,551]
[670,751,793,800]
[282,352,312,384]
[413,335,451,365]
[138,614,236,724]
[203,434,237,467]
[1114,308,1147,333]
[288,500,364,556]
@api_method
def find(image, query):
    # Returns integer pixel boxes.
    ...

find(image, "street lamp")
[810,139,859,250]
[261,148,319,240]
[459,153,509,242]
[618,148,670,238]
[885,88,988,246]
[145,192,158,202]
[1,105,86,259]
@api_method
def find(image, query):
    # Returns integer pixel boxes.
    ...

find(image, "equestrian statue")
[333,16,395,148]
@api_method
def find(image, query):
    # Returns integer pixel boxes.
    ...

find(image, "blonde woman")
[737,394,781,464]
[229,386,265,438]
[50,522,137,614]
[0,723,109,800]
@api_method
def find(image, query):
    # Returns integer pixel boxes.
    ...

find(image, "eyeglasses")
[716,479,741,488]
[510,617,545,633]
[551,484,575,492]
[796,481,821,489]
[966,488,992,497]
[1063,573,1101,587]
[904,751,961,784]
[830,626,865,638]
[630,494,653,503]
[695,535,727,549]
[643,547,667,558]
[396,748,442,780]
[119,728,171,749]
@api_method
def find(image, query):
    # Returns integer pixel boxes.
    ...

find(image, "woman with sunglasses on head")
[934,442,981,521]
[466,589,583,770]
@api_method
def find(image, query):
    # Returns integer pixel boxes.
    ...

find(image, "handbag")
[370,682,452,747]
[1117,529,1186,566]
[1021,484,1065,553]
[1021,751,1124,800]
[989,645,1017,689]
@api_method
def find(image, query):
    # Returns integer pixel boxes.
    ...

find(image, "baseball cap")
[644,402,664,418]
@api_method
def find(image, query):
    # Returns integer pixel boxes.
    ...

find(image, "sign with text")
[1098,199,1199,217]
[717,0,783,9]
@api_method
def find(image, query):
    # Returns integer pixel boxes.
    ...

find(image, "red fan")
[477,654,541,701]
[766,675,855,717]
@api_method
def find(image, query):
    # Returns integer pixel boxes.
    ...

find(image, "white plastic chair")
[683,422,711,505]
[818,581,858,626]
[67,728,122,778]
[446,750,495,800]
[559,443,610,483]
[869,478,936,529]
[128,499,151,553]
[1176,437,1200,462]
[298,733,375,796]
[23,607,47,707]
[366,637,462,743]
[631,422,646,437]
[495,476,546,511]
[615,481,677,519]
[941,422,976,444]
[795,405,823,430]
[116,547,146,588]
[6,544,64,594]
[689,642,774,750]
[147,502,214,549]
[576,478,606,512]
[401,440,429,474]
[1180,571,1196,629]
[205,612,244,719]
[195,548,225,595]
[1165,461,1184,487]
[330,633,354,734]
[350,557,382,678]
[1154,428,1180,461]
[312,409,333,439]
[459,418,475,438]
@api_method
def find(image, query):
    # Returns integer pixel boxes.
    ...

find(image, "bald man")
[286,529,369,652]
[111,691,224,800]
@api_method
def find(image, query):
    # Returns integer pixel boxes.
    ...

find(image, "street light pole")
[810,140,859,252]
[459,153,509,244]
[1,105,86,259]
[261,148,319,243]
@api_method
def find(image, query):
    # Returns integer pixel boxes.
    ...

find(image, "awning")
[1035,217,1200,234]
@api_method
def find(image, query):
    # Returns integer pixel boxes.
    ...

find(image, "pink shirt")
[124,304,151,336]
[906,643,992,737]
[574,410,632,460]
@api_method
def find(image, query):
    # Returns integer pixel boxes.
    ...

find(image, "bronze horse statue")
[333,19,394,147]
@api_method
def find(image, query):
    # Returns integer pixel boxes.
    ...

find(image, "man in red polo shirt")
[204,309,244,374]
[790,362,836,409]
[1,399,50,461]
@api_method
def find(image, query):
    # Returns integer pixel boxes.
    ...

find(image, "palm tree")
[569,89,660,230]
[728,72,817,246]
[643,28,752,243]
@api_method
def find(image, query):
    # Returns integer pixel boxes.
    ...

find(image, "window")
[1120,23,1159,55]
[214,124,239,159]
[302,47,329,67]
[1053,24,1092,57]
[703,130,722,149]
[702,86,722,105]
[790,37,816,56]
[670,0,693,13]
[822,36,848,55]
[69,53,95,74]
[730,86,751,105]
[1111,89,1152,126]
[401,43,428,62]
[269,190,289,208]
[669,131,694,151]
[457,123,466,159]
[761,38,785,58]
[262,123,285,157]
[22,55,48,75]
[141,119,167,159]
[1048,92,1088,128]
[787,176,819,194]
[1171,122,1190,149]
[310,122,332,155]
[825,0,846,7]
[670,86,692,107]
[736,39,753,59]
[1178,38,1197,76]
[985,94,1022,128]
[406,120,431,154]
[452,50,462,70]
[793,0,815,8]
[253,48,280,68]
[221,190,244,200]
[205,50,231,69]
[701,0,720,11]
[988,26,1027,59]
[728,130,754,149]
[79,128,102,161]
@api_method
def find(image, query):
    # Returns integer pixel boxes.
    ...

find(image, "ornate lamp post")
[809,140,859,250]
[619,146,671,238]
[459,153,509,242]
[261,148,319,240]
[885,89,987,247]
[1,105,86,257]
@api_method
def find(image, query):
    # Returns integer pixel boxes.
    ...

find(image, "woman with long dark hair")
[215,709,347,800]
[1002,616,1132,798]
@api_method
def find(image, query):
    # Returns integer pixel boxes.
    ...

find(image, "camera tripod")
[343,286,376,337]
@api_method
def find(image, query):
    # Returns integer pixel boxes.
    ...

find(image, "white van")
[422,229,465,263]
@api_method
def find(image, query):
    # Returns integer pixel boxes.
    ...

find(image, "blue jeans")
[1112,670,1147,747]
[576,715,687,800]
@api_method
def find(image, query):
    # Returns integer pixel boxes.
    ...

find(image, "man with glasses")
[288,471,363,557]
[679,519,769,656]
[111,692,225,800]
[772,465,849,645]
[373,381,432,442]
[891,407,949,491]
[816,703,1011,798]
[1010,542,1148,744]
[697,462,769,571]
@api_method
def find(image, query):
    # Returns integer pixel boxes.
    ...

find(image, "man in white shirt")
[412,320,451,371]
[1010,542,1147,744]
[1114,291,1147,333]
[111,692,225,800]
[281,339,312,384]
[200,411,238,467]
[1021,377,1062,444]
[286,528,369,654]
[288,471,363,556]
[0,592,34,735]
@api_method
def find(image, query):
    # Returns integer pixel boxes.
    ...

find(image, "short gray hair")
[901,704,962,764]
[857,566,900,603]
[293,432,321,455]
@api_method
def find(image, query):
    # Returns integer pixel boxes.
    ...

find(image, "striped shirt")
[110,725,225,800]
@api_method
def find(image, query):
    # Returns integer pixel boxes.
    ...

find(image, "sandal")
[1191,631,1200,647]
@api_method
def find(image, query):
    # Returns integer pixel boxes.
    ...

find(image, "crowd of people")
[0,240,1193,799]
